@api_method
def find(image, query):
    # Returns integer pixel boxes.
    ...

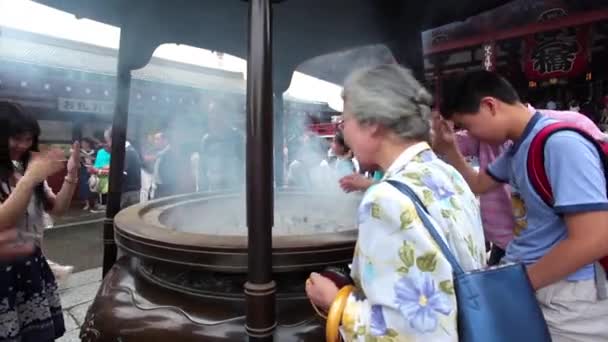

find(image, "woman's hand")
[66,141,80,176]
[339,174,373,193]
[0,227,34,261]
[305,272,340,312]
[24,148,66,183]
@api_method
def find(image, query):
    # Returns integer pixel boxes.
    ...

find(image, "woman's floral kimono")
[341,142,486,341]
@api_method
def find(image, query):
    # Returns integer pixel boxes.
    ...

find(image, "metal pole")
[102,39,132,276]
[244,0,276,341]
[274,95,284,187]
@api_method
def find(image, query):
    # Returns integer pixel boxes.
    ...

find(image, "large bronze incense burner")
[80,191,360,341]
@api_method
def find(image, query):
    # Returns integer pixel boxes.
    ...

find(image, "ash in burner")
[160,193,361,236]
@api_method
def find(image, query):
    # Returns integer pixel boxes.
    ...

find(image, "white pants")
[536,279,608,342]
[140,170,153,202]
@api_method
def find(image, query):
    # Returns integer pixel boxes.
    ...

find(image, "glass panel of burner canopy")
[130,44,247,202]
[131,44,395,236]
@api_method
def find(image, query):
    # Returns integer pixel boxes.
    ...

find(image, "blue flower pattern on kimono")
[394,270,452,333]
[369,305,388,336]
[421,174,454,201]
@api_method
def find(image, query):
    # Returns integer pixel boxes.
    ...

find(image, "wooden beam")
[425,9,608,55]
[425,56,510,73]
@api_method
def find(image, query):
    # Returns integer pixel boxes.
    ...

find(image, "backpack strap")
[527,124,557,207]
[527,122,608,207]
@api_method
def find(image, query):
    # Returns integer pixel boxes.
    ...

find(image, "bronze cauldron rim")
[114,191,359,273]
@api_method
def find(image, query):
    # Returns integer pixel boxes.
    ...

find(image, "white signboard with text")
[58,97,114,115]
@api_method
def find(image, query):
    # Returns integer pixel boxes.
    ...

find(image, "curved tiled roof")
[0,27,246,94]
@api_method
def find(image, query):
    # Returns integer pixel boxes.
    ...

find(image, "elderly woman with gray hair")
[305,64,485,341]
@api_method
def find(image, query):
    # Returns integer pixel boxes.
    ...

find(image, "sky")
[0,0,343,109]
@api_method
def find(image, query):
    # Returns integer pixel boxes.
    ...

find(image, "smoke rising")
[152,89,361,235]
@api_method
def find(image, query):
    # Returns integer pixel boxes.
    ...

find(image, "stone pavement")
[57,267,103,342]
[45,220,104,273]
[52,207,104,227]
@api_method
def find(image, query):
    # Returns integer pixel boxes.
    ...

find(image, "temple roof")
[33,0,511,90]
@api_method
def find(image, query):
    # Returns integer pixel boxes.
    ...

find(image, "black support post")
[102,32,133,277]
[244,0,276,341]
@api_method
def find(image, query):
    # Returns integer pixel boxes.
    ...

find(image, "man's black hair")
[82,136,97,147]
[439,70,521,119]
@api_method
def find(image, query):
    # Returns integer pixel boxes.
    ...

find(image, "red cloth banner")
[523,25,590,80]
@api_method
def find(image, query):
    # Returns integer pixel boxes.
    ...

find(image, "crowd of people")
[1,64,608,341]
[305,66,608,341]
[74,127,142,212]
[540,97,608,129]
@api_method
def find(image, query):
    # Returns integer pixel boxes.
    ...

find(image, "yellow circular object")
[326,285,354,342]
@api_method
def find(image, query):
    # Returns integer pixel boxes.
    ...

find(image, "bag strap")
[387,180,465,276]
[527,121,608,207]
[595,263,608,300]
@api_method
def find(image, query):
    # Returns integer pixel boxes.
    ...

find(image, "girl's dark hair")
[334,129,350,152]
[93,130,105,143]
[81,137,97,148]
[0,101,53,210]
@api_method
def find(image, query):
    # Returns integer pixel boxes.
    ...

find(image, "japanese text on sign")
[58,97,114,115]
[531,30,578,74]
